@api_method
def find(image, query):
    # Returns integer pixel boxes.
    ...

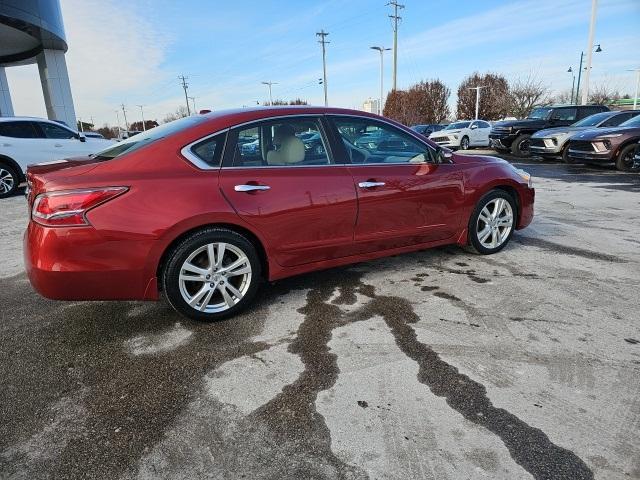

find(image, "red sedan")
[24,107,534,321]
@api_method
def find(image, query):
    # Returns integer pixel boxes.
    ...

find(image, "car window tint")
[40,122,76,139]
[602,113,632,127]
[0,121,40,138]
[551,108,577,121]
[332,117,432,165]
[190,132,226,166]
[478,121,491,128]
[231,118,330,167]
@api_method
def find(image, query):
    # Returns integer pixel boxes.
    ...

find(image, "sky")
[5,0,640,127]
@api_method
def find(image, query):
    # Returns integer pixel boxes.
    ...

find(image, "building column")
[0,66,14,117]
[37,49,77,129]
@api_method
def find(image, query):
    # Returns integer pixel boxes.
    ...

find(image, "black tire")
[467,190,517,255]
[510,134,531,157]
[0,163,20,199]
[460,136,470,151]
[615,144,639,172]
[162,228,262,322]
[561,145,577,164]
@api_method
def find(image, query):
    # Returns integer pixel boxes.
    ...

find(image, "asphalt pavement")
[1,155,639,479]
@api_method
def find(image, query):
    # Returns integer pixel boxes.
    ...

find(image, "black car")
[411,124,447,137]
[490,105,609,157]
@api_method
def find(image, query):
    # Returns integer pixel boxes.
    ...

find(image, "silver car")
[530,110,640,161]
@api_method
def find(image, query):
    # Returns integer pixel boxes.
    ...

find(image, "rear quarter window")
[0,121,40,138]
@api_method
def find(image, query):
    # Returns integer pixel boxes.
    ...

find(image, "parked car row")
[0,117,116,198]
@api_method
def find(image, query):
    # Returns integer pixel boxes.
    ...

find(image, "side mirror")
[435,147,453,164]
[470,124,478,130]
[77,133,86,142]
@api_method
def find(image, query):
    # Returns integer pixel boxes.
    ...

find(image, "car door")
[218,115,358,267]
[329,115,464,253]
[475,120,492,146]
[469,121,482,145]
[0,121,43,171]
[36,122,93,158]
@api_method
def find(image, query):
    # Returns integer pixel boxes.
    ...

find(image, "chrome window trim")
[180,128,230,170]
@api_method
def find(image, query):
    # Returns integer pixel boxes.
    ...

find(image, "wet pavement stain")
[513,237,626,263]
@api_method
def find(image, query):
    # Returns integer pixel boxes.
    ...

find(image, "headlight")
[510,166,533,188]
[452,135,458,140]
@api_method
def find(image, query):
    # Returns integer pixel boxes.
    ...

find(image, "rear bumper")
[566,149,613,163]
[24,222,158,301]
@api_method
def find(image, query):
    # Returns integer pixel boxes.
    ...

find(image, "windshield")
[572,112,612,127]
[619,115,640,127]
[445,121,470,130]
[527,108,552,120]
[93,115,206,160]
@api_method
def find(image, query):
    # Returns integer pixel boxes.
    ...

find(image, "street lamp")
[627,68,640,110]
[468,86,486,120]
[575,44,602,104]
[370,46,391,115]
[567,67,576,104]
[261,81,277,106]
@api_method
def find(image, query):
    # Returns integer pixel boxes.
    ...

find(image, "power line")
[387,1,404,91]
[316,30,330,106]
[179,75,191,115]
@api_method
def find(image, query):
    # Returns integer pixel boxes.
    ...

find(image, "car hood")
[493,119,546,130]
[571,126,640,140]
[453,153,506,165]
[532,126,589,138]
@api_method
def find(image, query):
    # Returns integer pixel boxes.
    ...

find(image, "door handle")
[234,184,271,192]
[54,143,63,147]
[358,181,385,188]
[2,143,11,147]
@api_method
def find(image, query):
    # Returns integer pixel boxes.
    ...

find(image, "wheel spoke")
[188,285,209,307]
[478,227,492,243]
[182,262,209,276]
[207,244,216,270]
[479,207,491,224]
[224,282,243,300]
[215,243,226,269]
[491,229,498,248]
[180,272,206,282]
[198,288,215,311]
[492,199,503,219]
[219,285,235,307]
[222,257,250,276]
[496,216,513,227]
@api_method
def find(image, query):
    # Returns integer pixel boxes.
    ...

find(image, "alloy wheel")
[0,168,15,194]
[178,242,252,313]
[476,198,514,249]
[461,137,469,150]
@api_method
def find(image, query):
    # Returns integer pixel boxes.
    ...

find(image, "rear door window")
[0,121,40,138]
[39,122,76,139]
[551,108,577,121]
[602,113,633,127]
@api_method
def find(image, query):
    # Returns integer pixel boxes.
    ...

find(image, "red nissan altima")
[24,107,534,321]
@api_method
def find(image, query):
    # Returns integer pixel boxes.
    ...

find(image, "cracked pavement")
[1,158,639,479]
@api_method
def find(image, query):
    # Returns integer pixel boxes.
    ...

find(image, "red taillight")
[32,187,128,227]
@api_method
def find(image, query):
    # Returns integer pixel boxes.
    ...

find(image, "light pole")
[316,30,329,106]
[115,110,121,137]
[261,81,277,105]
[581,0,599,105]
[468,86,486,120]
[567,67,576,104]
[188,96,196,114]
[371,46,391,115]
[627,68,640,110]
[575,44,601,104]
[137,105,146,131]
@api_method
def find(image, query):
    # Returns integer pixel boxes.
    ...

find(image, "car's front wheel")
[511,134,531,157]
[163,228,262,321]
[0,164,20,199]
[468,190,516,254]
[460,136,470,150]
[615,144,639,172]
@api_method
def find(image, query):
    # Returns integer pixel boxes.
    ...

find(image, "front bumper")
[517,187,535,230]
[489,133,517,149]
[566,149,613,164]
[24,222,158,301]
[529,138,562,155]
[430,138,461,148]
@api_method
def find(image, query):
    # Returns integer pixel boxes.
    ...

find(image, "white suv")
[428,120,492,150]
[0,117,114,198]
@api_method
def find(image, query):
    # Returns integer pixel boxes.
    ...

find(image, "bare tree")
[456,72,510,120]
[588,83,621,105]
[96,124,119,139]
[383,80,450,125]
[507,74,552,118]
[552,89,574,105]
[268,99,309,105]
[162,105,190,123]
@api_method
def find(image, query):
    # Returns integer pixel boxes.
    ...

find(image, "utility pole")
[581,0,598,105]
[567,67,576,104]
[388,1,404,91]
[261,81,277,105]
[468,86,486,120]
[316,30,329,106]
[371,46,391,115]
[628,68,640,110]
[137,105,146,131]
[115,110,121,137]
[179,75,191,115]
[120,104,128,131]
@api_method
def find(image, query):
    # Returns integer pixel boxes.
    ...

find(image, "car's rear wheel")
[511,134,531,157]
[615,144,639,172]
[467,190,516,255]
[0,164,19,199]
[460,136,470,151]
[163,228,262,321]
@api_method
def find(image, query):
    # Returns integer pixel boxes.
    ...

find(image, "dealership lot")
[1,158,639,479]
